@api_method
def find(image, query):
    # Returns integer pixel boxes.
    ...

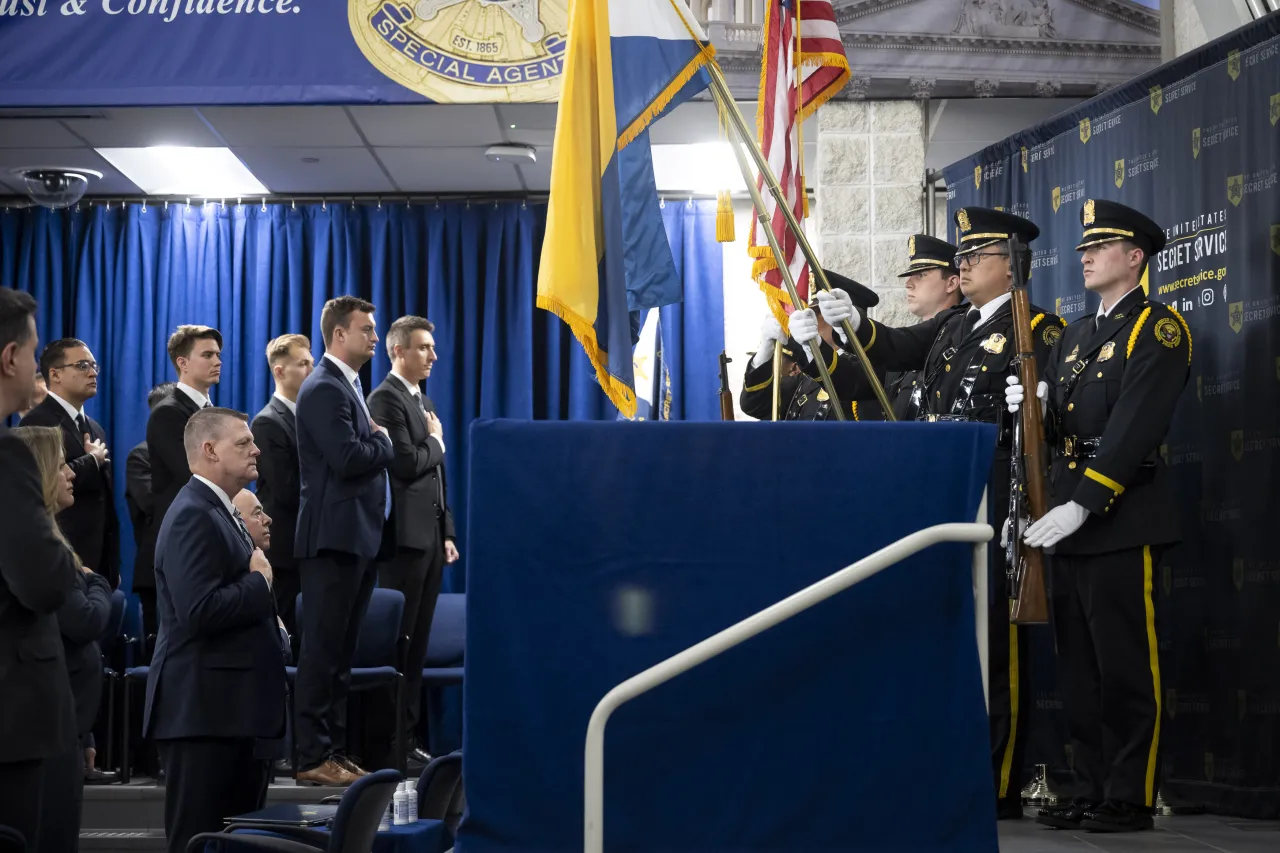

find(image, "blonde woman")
[14,425,113,853]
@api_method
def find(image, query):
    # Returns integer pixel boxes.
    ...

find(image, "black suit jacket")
[367,376,456,552]
[140,389,202,589]
[19,396,120,588]
[125,441,151,547]
[144,478,287,740]
[55,570,113,735]
[251,398,300,572]
[294,357,394,561]
[0,427,80,762]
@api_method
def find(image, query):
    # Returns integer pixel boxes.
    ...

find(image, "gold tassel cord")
[716,191,735,242]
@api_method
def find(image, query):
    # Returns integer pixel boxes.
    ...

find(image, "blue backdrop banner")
[943,14,1280,818]
[1,198,725,601]
[0,1,572,106]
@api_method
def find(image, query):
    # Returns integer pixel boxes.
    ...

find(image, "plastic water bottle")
[406,779,418,823]
[393,781,410,826]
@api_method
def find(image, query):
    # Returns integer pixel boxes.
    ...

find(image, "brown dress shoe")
[333,755,369,777]
[295,759,357,787]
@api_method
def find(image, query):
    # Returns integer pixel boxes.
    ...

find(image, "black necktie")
[957,308,980,344]
[75,413,89,438]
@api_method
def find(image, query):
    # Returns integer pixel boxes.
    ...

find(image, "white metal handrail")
[584,500,992,853]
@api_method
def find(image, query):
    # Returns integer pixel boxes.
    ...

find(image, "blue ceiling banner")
[945,13,1280,819]
[0,0,568,106]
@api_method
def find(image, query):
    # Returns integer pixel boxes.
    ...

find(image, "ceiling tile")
[349,105,505,147]
[201,107,364,147]
[0,148,137,194]
[61,108,222,148]
[517,146,552,192]
[376,147,522,193]
[232,147,395,194]
[0,120,86,149]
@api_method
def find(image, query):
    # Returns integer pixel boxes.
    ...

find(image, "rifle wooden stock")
[1008,240,1050,625]
[719,351,735,422]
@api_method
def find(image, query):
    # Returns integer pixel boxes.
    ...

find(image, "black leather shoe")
[84,767,119,785]
[1080,800,1154,833]
[1036,799,1098,830]
[996,799,1024,820]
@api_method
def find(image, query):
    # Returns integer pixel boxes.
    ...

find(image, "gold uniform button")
[1067,403,1074,411]
[1097,371,1104,378]
[945,364,951,372]
[1068,461,1077,470]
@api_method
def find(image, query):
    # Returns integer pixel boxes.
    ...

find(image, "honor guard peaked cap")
[900,234,961,277]
[953,207,1040,256]
[1076,198,1167,255]
[809,269,879,309]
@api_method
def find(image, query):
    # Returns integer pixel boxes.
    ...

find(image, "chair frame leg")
[104,673,116,774]
[395,674,406,775]
[120,678,132,785]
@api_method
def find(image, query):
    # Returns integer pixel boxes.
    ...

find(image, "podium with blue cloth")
[457,421,1000,853]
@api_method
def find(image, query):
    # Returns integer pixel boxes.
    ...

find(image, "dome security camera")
[11,167,103,209]
[485,144,537,165]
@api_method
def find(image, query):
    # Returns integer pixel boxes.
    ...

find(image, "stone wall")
[1174,0,1209,57]
[816,101,925,329]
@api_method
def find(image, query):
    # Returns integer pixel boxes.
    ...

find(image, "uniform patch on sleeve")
[1043,324,1062,346]
[1155,317,1182,348]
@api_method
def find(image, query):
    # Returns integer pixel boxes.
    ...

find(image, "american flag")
[749,0,849,330]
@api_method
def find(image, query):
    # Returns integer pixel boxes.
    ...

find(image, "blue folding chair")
[0,825,25,853]
[417,750,464,836]
[421,593,464,756]
[289,589,407,774]
[188,768,402,853]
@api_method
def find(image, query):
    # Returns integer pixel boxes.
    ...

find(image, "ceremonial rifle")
[718,351,735,421]
[1007,235,1050,625]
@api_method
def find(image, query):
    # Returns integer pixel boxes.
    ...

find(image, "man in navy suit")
[293,296,394,786]
[144,408,286,853]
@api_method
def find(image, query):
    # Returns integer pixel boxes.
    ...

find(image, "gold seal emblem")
[1192,127,1201,159]
[981,333,1006,354]
[956,208,971,233]
[1098,341,1116,362]
[1065,344,1079,363]
[1155,317,1182,348]
[974,165,982,188]
[1051,186,1061,214]
[908,235,916,257]
[1079,118,1092,144]
[1083,199,1096,226]
[349,0,569,103]
[816,389,829,402]
[1043,324,1062,347]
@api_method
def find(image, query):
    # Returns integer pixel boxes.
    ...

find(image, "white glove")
[816,289,861,333]
[1023,501,1089,550]
[1005,375,1048,415]
[789,308,820,346]
[750,316,786,369]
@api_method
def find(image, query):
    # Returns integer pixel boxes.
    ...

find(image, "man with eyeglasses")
[791,207,1065,821]
[20,339,120,590]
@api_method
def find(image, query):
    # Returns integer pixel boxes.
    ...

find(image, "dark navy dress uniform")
[1036,200,1190,832]
[836,209,1066,817]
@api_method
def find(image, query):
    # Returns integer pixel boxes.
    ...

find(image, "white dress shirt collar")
[272,392,297,416]
[389,371,421,399]
[972,291,1012,332]
[323,352,360,387]
[1097,284,1145,321]
[47,390,85,421]
[192,475,236,516]
[176,382,210,410]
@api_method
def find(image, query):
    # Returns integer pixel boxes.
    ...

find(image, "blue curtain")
[0,199,725,595]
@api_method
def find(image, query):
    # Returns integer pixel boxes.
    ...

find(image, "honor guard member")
[1006,200,1189,833]
[740,271,881,421]
[795,234,964,420]
[793,208,1065,820]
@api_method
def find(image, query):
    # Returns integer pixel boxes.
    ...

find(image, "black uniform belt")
[1058,436,1103,458]
[923,413,1013,447]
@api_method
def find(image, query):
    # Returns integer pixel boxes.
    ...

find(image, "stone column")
[816,101,926,328]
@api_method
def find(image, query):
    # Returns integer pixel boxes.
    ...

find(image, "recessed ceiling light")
[95,147,268,196]
[510,124,517,129]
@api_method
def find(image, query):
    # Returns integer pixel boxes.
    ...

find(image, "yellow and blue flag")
[536,0,714,418]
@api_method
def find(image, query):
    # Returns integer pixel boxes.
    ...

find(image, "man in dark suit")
[144,407,285,853]
[125,383,178,575]
[20,338,120,589]
[369,316,458,765]
[251,333,314,637]
[294,296,394,786]
[139,326,222,640]
[0,287,80,850]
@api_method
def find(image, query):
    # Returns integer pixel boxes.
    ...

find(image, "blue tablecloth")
[209,819,449,853]
[458,421,1000,853]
